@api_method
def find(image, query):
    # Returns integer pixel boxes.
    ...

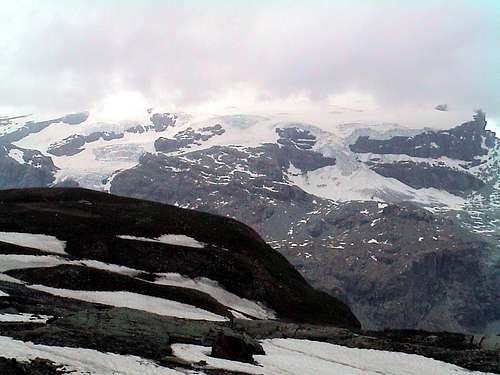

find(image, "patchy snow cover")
[287,164,465,209]
[0,254,68,273]
[29,286,228,322]
[172,338,494,375]
[8,148,25,164]
[0,290,9,297]
[0,254,142,279]
[117,234,205,248]
[0,313,53,323]
[0,336,186,375]
[154,273,276,320]
[0,232,67,255]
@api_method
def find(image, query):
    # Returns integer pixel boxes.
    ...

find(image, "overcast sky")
[0,0,499,130]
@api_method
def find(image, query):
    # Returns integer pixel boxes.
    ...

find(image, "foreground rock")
[211,332,265,363]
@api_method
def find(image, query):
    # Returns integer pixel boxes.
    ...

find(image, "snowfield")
[1,335,494,375]
[29,286,229,322]
[173,338,496,375]
[0,254,68,273]
[0,232,67,255]
[154,272,276,320]
[0,336,187,375]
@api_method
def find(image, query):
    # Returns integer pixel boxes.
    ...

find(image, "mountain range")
[0,109,498,334]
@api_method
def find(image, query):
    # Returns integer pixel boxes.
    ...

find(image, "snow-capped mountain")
[0,110,499,334]
[0,188,498,374]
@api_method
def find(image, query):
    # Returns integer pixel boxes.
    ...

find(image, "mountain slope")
[0,188,498,374]
[0,110,498,334]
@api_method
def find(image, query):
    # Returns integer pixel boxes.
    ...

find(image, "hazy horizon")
[1,0,499,132]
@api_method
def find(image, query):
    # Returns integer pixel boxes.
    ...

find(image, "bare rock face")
[155,124,225,153]
[150,112,177,132]
[0,357,66,375]
[368,161,485,195]
[211,331,265,363]
[62,111,89,125]
[350,111,495,162]
[48,132,124,156]
[0,145,57,189]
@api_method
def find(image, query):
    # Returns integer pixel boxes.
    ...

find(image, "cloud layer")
[1,0,499,124]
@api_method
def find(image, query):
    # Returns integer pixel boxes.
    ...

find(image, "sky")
[0,0,499,131]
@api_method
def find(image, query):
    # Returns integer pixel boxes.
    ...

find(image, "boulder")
[211,331,265,363]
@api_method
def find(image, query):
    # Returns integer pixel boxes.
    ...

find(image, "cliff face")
[350,111,495,162]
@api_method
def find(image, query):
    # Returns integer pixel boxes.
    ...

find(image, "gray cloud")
[1,0,499,120]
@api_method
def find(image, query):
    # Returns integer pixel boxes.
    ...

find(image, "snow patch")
[0,313,53,323]
[172,338,491,375]
[154,273,276,320]
[0,335,184,375]
[8,149,25,164]
[0,254,68,273]
[29,286,228,321]
[0,232,67,255]
[117,234,205,248]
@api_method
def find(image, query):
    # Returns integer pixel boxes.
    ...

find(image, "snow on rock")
[0,254,141,279]
[154,273,276,320]
[0,290,9,297]
[172,338,494,375]
[0,313,53,323]
[8,149,25,164]
[0,254,68,273]
[0,232,67,255]
[117,234,205,248]
[287,163,465,209]
[0,336,185,375]
[71,259,141,277]
[29,286,228,322]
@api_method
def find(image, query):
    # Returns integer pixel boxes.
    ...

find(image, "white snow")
[154,273,276,320]
[0,254,141,280]
[0,290,9,297]
[0,232,67,255]
[117,234,205,249]
[287,164,465,209]
[0,336,185,375]
[367,239,380,244]
[0,313,53,323]
[0,254,68,273]
[172,338,494,375]
[71,259,141,277]
[8,149,25,164]
[29,286,228,321]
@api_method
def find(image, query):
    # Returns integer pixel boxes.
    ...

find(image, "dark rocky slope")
[0,187,359,328]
